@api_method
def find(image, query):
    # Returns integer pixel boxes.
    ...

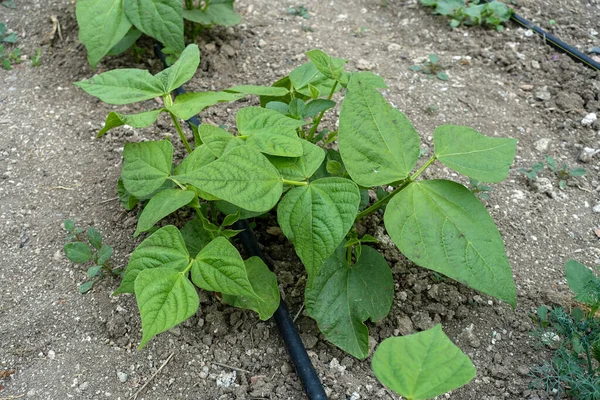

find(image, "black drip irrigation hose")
[153,43,328,400]
[483,0,600,71]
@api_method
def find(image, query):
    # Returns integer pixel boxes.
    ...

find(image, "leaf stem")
[182,260,194,275]
[169,177,187,190]
[354,180,411,222]
[282,178,308,186]
[170,112,193,154]
[410,155,436,181]
[307,81,338,141]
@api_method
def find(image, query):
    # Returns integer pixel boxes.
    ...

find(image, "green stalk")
[185,0,193,9]
[169,177,187,190]
[169,112,193,154]
[410,155,436,181]
[181,260,195,274]
[354,180,410,222]
[202,0,211,11]
[282,178,308,186]
[307,81,338,141]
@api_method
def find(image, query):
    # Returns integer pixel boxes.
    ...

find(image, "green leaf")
[107,27,143,56]
[76,0,132,68]
[114,225,189,294]
[64,242,93,263]
[135,268,199,348]
[177,146,283,213]
[74,69,165,105]
[198,124,244,158]
[191,237,258,298]
[98,109,163,138]
[246,127,303,157]
[277,177,360,281]
[226,85,289,97]
[303,99,336,119]
[306,49,347,81]
[79,281,94,294]
[566,260,598,306]
[173,145,216,176]
[372,325,476,399]
[64,220,75,232]
[569,168,586,177]
[182,8,211,24]
[428,54,440,64]
[437,72,449,81]
[166,91,243,120]
[121,140,173,198]
[180,217,212,258]
[87,265,102,278]
[434,125,517,183]
[215,201,265,220]
[289,62,338,98]
[154,44,200,93]
[124,0,184,53]
[117,178,139,210]
[384,180,516,306]
[97,245,113,265]
[305,245,394,359]
[183,0,241,26]
[135,189,196,236]
[236,107,306,135]
[222,257,280,320]
[338,72,420,187]
[1,0,16,9]
[267,140,325,181]
[87,227,103,249]
[222,212,240,227]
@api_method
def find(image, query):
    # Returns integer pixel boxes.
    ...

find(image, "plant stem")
[170,112,193,154]
[182,260,194,274]
[169,177,187,190]
[354,180,411,222]
[307,81,338,141]
[185,0,193,9]
[410,155,436,181]
[282,178,308,186]
[202,0,211,11]
[346,245,352,265]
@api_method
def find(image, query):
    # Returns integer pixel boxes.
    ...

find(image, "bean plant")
[75,44,516,383]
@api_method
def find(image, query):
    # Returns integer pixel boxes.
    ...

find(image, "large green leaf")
[135,189,196,236]
[191,237,258,298]
[565,260,599,306]
[222,257,280,320]
[236,107,306,135]
[107,27,143,56]
[154,44,200,93]
[226,85,289,97]
[166,91,243,121]
[173,145,215,176]
[121,140,173,198]
[124,0,184,52]
[277,177,360,280]
[98,109,163,138]
[305,245,394,359]
[267,139,325,181]
[74,69,165,105]
[338,72,420,187]
[180,217,212,258]
[135,268,198,348]
[372,325,476,400]
[177,146,282,213]
[115,225,190,294]
[246,127,303,157]
[306,49,347,81]
[434,125,517,183]
[76,0,132,68]
[198,124,244,158]
[384,180,516,306]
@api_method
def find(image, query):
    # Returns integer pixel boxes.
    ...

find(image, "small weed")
[469,178,493,200]
[287,5,310,19]
[1,0,16,8]
[518,155,585,189]
[352,27,369,37]
[0,22,21,70]
[410,54,449,81]
[31,49,42,67]
[531,260,600,399]
[420,0,512,31]
[63,220,120,294]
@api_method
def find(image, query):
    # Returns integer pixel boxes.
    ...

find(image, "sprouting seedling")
[410,54,449,81]
[469,178,493,200]
[31,49,42,67]
[543,155,586,189]
[286,5,310,19]
[63,220,119,293]
[518,161,544,180]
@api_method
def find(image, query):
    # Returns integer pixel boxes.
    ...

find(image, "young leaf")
[64,220,75,232]
[177,146,283,213]
[98,109,163,138]
[135,189,196,236]
[289,62,339,97]
[135,268,199,348]
[124,0,185,53]
[565,260,598,306]
[180,217,213,258]
[544,155,556,172]
[226,85,289,97]
[306,49,347,81]
[437,72,449,81]
[197,124,244,158]
[79,281,94,294]
[305,245,394,359]
[372,325,476,400]
[114,225,190,294]
[87,227,103,249]
[76,0,132,68]
[87,265,102,278]
[338,72,420,187]
[384,180,516,307]
[428,54,440,64]
[267,140,325,181]
[166,91,243,121]
[434,125,517,183]
[121,140,173,198]
[191,237,258,299]
[74,69,165,105]
[97,245,113,265]
[64,242,93,263]
[277,177,360,281]
[569,168,586,177]
[303,99,336,119]
[154,44,200,93]
[222,257,280,320]
[245,127,303,157]
[173,145,216,176]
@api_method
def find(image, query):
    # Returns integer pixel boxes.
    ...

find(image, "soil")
[1,0,599,399]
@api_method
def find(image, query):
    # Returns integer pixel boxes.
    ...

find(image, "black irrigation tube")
[483,0,600,71]
[153,43,328,400]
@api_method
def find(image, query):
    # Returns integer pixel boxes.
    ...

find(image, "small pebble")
[582,113,597,126]
[117,371,128,383]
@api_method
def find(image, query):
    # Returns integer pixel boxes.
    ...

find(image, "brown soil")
[1,0,599,399]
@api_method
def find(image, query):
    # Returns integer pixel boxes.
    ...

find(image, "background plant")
[420,0,512,31]
[63,220,119,294]
[410,54,449,81]
[76,0,240,67]
[75,45,517,373]
[518,155,586,189]
[531,260,600,399]
[0,21,20,70]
